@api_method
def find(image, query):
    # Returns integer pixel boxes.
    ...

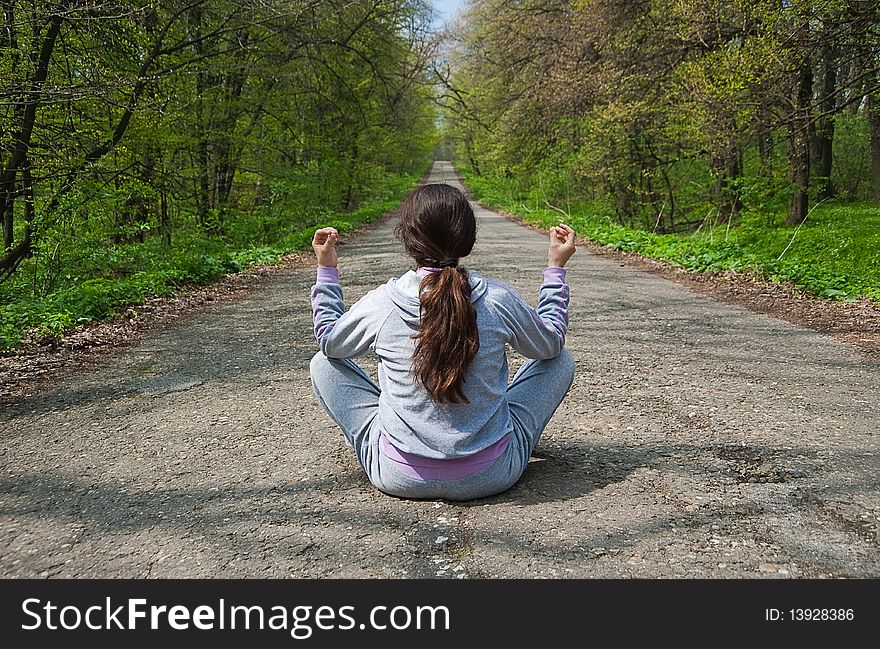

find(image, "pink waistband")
[378,432,511,481]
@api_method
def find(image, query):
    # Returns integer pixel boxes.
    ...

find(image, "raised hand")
[548,222,576,268]
[312,227,339,268]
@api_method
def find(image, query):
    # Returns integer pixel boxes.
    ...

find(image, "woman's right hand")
[548,222,576,268]
[312,227,339,268]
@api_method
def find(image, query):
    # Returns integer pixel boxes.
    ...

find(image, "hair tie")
[437,258,459,268]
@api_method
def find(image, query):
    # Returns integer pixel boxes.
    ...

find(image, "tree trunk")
[815,48,837,202]
[868,91,880,202]
[1,10,63,271]
[1,161,35,279]
[713,149,743,224]
[756,106,773,174]
[196,135,211,230]
[213,31,248,211]
[463,135,480,176]
[344,137,359,211]
[160,186,171,248]
[189,5,214,233]
[659,164,675,229]
[785,62,813,226]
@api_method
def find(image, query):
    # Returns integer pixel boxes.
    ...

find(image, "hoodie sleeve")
[310,267,389,359]
[489,268,570,359]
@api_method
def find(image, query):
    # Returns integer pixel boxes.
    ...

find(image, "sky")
[431,0,466,27]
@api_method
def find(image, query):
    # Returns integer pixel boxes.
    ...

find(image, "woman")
[309,183,575,500]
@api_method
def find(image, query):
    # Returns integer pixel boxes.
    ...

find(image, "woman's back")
[313,266,569,459]
[308,182,576,500]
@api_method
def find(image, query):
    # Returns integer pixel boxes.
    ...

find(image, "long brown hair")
[395,183,478,404]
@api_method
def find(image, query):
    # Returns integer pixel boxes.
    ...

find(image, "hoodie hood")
[386,269,489,328]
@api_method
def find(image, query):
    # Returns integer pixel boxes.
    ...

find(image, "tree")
[441,0,880,230]
[0,0,438,285]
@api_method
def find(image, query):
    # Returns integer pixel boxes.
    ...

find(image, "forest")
[3,0,880,352]
[0,0,438,350]
[438,0,880,301]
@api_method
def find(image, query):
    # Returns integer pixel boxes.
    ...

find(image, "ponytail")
[394,182,479,404]
[412,265,479,404]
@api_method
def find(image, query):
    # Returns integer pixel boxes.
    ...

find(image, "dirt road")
[2,161,877,578]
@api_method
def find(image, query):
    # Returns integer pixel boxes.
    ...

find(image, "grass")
[462,170,880,303]
[0,169,425,352]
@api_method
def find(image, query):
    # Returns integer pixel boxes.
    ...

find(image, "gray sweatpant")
[310,349,575,501]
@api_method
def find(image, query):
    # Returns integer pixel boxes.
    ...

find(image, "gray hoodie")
[310,265,570,459]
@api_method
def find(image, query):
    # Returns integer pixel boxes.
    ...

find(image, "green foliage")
[443,1,879,232]
[1,1,438,352]
[832,114,875,201]
[465,170,880,303]
[0,168,425,352]
[442,0,880,316]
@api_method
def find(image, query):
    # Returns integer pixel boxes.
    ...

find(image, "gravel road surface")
[2,161,877,578]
